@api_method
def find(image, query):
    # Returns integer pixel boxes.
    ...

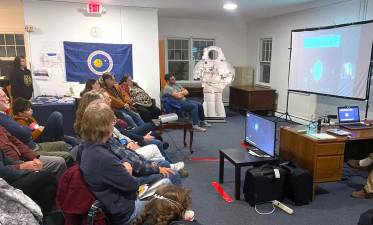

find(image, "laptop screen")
[245,112,276,157]
[338,106,360,123]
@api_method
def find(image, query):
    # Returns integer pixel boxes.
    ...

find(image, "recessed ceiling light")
[223,2,237,10]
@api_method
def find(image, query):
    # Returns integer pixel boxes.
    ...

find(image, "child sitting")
[12,97,79,146]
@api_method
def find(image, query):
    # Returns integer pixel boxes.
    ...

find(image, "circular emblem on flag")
[87,50,113,75]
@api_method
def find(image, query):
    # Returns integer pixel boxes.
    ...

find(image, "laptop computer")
[244,112,276,158]
[337,106,371,130]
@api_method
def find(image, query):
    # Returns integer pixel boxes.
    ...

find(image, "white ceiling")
[33,0,350,22]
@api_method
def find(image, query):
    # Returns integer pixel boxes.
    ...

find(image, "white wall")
[122,8,160,101]
[23,1,160,102]
[158,17,248,103]
[247,0,373,122]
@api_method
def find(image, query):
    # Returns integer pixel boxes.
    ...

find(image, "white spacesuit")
[193,46,235,119]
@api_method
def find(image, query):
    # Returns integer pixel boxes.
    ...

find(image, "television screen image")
[338,106,360,123]
[245,112,276,157]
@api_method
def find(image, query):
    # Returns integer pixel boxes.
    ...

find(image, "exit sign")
[87,3,102,14]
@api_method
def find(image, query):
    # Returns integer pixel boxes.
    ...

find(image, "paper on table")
[309,133,337,140]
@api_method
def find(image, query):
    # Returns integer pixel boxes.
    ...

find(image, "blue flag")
[64,41,133,82]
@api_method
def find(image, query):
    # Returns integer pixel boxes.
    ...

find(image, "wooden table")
[279,124,373,195]
[229,85,276,114]
[158,120,194,153]
[219,148,278,200]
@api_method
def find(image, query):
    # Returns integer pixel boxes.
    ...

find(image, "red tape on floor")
[211,181,233,202]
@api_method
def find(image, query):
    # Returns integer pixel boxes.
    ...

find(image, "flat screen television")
[244,112,276,157]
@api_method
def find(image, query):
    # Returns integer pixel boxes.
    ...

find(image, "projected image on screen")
[289,22,373,99]
[245,113,275,157]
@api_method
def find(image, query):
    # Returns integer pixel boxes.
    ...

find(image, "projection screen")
[288,21,373,100]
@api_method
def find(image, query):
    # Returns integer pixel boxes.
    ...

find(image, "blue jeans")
[126,109,144,127]
[115,109,144,128]
[145,139,172,163]
[137,174,163,185]
[36,111,64,143]
[158,160,181,185]
[130,122,154,135]
[62,135,80,147]
[180,99,205,125]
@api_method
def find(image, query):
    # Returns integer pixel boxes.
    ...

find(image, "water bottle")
[307,121,318,134]
[119,138,128,146]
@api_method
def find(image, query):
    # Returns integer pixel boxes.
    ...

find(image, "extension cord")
[272,200,294,215]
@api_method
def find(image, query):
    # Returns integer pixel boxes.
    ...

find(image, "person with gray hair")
[0,88,67,178]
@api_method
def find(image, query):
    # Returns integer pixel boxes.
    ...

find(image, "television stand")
[219,148,278,200]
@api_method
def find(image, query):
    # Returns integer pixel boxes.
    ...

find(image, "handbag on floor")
[243,164,286,206]
[281,162,313,205]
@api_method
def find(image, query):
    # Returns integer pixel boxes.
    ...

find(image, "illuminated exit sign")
[87,3,102,14]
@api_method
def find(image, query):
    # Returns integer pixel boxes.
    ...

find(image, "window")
[0,33,25,58]
[192,39,215,65]
[167,38,189,81]
[167,38,215,81]
[258,38,272,84]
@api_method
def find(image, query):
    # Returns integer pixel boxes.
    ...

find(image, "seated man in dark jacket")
[0,148,57,213]
[0,126,66,178]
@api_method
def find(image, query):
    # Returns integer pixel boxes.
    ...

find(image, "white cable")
[254,202,276,215]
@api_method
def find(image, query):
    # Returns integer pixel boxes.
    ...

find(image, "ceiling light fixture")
[223,2,237,10]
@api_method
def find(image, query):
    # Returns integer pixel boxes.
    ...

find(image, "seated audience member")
[347,154,373,199]
[162,74,210,132]
[12,97,79,146]
[80,79,101,97]
[113,127,184,171]
[74,94,183,177]
[132,184,197,225]
[0,125,66,178]
[119,75,161,122]
[78,101,158,225]
[0,89,67,176]
[101,73,144,128]
[351,169,373,199]
[78,91,172,162]
[0,148,57,213]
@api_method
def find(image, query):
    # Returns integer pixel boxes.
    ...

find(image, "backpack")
[243,164,286,206]
[280,162,313,205]
[56,164,108,225]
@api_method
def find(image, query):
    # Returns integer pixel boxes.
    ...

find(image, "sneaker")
[351,189,373,199]
[193,125,206,132]
[170,162,184,171]
[178,168,189,178]
[200,121,212,127]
